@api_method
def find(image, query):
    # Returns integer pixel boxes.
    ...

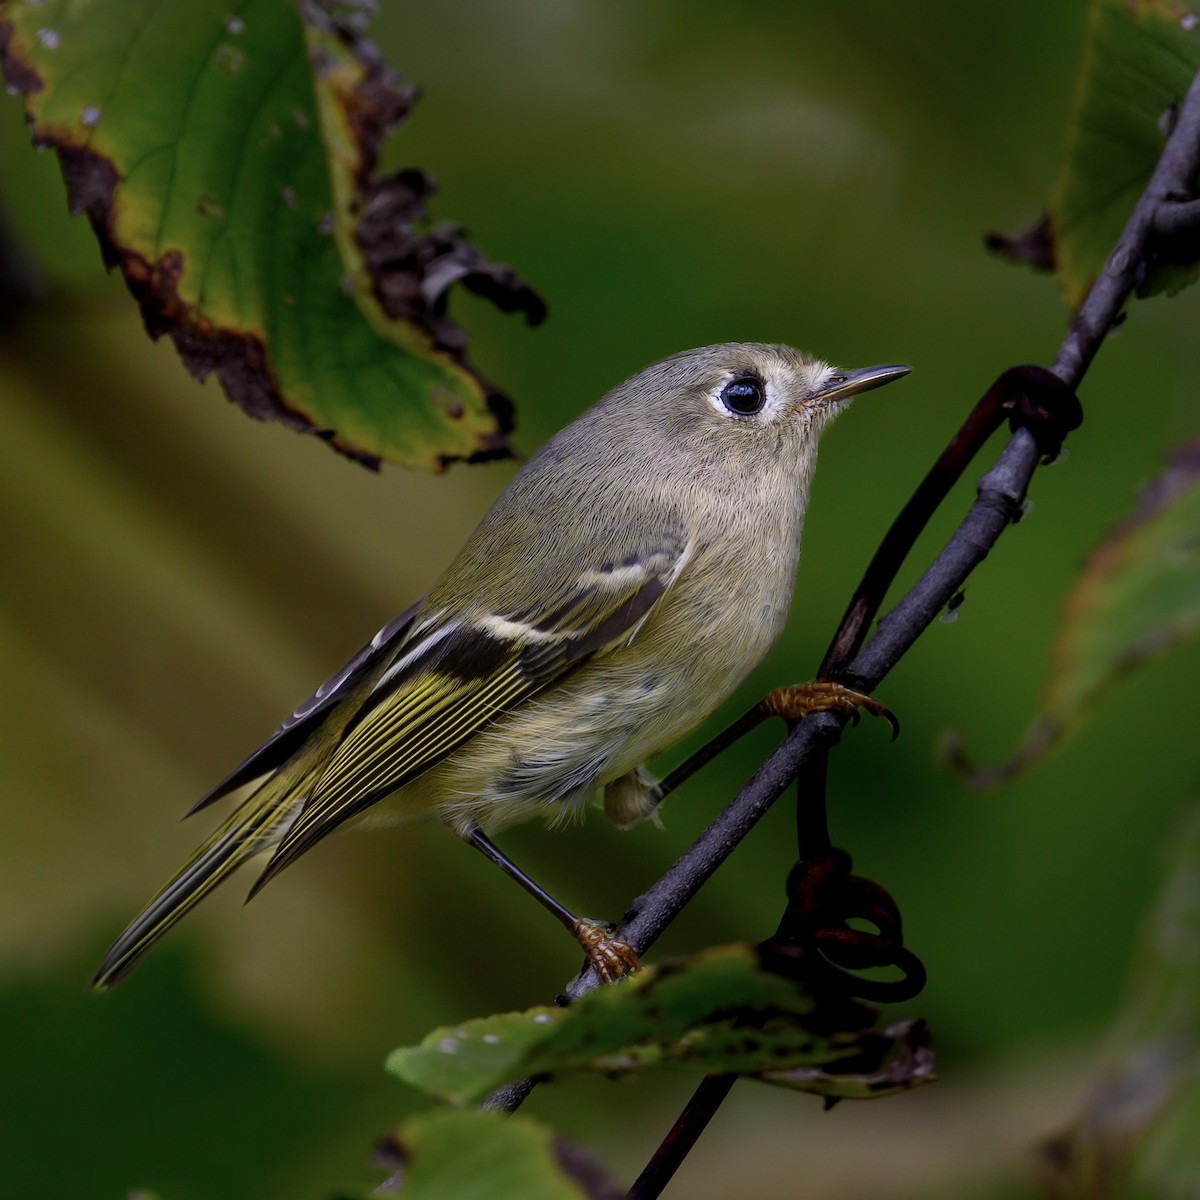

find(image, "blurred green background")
[3,2,1198,1196]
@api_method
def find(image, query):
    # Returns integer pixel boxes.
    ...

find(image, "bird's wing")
[187,604,421,814]
[252,534,691,890]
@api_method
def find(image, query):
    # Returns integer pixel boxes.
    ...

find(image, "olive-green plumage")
[92,343,908,989]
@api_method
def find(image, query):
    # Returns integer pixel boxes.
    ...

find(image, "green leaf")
[387,944,934,1105]
[946,438,1200,785]
[0,1,542,469]
[1036,806,1200,1196]
[1049,0,1200,307]
[375,1109,615,1200]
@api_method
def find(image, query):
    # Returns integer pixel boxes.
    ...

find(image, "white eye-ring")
[719,375,766,416]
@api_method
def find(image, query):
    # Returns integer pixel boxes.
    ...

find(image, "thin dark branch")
[625,1075,737,1200]
[816,362,1082,682]
[1055,69,1200,386]
[793,741,830,858]
[853,429,1038,682]
[654,706,770,802]
[482,65,1200,1121]
[817,388,1009,677]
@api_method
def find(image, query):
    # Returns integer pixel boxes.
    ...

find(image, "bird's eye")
[719,376,765,416]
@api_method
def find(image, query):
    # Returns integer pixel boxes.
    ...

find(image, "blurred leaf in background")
[2,1,1200,1197]
[1037,805,1200,1198]
[946,436,1200,787]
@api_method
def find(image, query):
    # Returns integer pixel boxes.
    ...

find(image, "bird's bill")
[813,363,911,405]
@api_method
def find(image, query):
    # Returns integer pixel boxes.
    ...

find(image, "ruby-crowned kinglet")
[92,343,908,989]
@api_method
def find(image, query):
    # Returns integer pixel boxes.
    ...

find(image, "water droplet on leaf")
[214,43,245,77]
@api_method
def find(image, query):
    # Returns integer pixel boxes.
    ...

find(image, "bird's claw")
[573,920,642,983]
[760,681,899,740]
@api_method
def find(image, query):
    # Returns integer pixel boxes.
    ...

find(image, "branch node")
[995,364,1083,464]
[1152,196,1200,237]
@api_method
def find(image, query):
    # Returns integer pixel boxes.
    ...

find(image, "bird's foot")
[760,681,898,739]
[573,920,642,983]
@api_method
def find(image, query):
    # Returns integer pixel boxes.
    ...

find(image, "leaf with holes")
[386,944,934,1105]
[0,0,544,469]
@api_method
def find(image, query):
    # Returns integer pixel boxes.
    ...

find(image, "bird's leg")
[759,681,899,738]
[466,829,641,983]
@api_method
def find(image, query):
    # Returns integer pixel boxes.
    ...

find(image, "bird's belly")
[345,670,682,838]
[422,614,782,836]
[369,549,797,838]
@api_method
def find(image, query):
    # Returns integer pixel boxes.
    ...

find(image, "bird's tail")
[90,766,312,991]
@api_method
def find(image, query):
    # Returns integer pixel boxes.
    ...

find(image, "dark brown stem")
[628,745,833,1199]
[654,706,770,802]
[625,1075,737,1200]
[817,365,1078,681]
[817,389,1008,678]
[794,744,830,858]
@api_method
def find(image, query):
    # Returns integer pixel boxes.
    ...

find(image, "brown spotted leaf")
[947,437,1200,786]
[0,0,543,469]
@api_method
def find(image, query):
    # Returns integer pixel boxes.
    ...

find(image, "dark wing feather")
[187,603,420,815]
[249,539,686,893]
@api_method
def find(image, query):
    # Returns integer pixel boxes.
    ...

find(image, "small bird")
[92,343,908,990]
